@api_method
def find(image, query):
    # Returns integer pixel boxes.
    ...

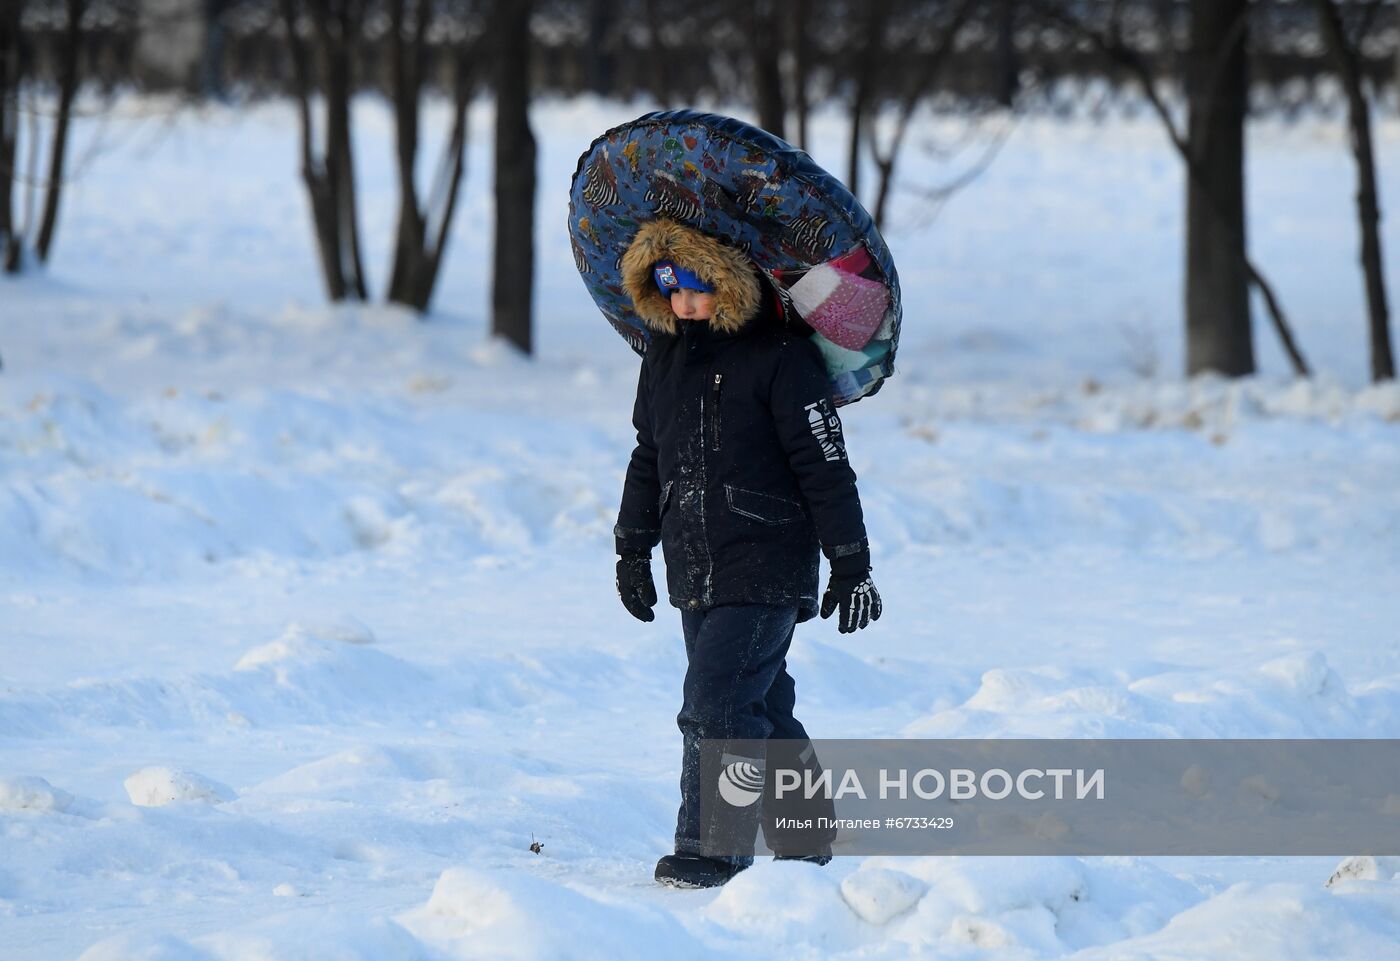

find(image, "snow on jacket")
[613,219,869,622]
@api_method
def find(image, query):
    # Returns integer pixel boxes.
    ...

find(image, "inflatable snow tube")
[567,109,901,406]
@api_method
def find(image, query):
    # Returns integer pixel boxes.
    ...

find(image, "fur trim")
[620,219,762,336]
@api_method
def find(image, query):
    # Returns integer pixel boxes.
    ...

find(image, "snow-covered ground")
[2,94,1399,960]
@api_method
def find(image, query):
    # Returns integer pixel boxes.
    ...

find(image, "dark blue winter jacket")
[614,310,869,622]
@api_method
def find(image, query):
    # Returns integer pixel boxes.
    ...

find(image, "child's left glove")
[820,550,882,634]
[616,552,658,623]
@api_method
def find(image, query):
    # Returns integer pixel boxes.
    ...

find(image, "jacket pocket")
[658,480,676,520]
[724,484,804,526]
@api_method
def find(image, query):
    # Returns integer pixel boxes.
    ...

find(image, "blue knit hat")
[653,260,713,295]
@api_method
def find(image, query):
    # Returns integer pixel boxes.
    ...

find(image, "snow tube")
[567,110,901,406]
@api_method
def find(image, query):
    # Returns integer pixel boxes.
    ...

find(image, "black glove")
[820,550,882,634]
[616,552,657,622]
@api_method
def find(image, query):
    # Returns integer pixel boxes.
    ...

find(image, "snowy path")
[2,98,1400,959]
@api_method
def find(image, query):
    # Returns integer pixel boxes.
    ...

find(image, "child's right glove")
[616,552,658,622]
[820,550,882,634]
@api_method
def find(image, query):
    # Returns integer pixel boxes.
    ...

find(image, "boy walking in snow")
[612,218,882,888]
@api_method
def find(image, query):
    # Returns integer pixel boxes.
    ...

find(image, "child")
[613,218,882,888]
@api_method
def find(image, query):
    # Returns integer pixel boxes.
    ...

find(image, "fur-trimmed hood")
[620,219,762,336]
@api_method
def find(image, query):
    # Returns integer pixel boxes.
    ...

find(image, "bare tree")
[747,0,786,138]
[1310,0,1394,382]
[584,0,615,95]
[866,0,977,230]
[994,0,1019,107]
[846,0,892,199]
[1184,0,1253,376]
[491,0,536,354]
[34,0,85,265]
[281,0,368,301]
[1034,0,1309,378]
[644,0,668,104]
[0,0,22,271]
[2,0,86,274]
[386,0,478,312]
[788,0,811,148]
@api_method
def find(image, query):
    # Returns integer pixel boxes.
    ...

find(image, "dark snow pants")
[673,603,834,864]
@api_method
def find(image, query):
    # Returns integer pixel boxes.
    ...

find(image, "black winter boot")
[654,853,747,888]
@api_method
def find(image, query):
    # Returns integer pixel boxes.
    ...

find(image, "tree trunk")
[749,0,786,139]
[413,64,471,310]
[1310,0,1394,382]
[586,0,614,96]
[646,0,666,103]
[491,0,535,354]
[387,0,428,307]
[325,0,367,300]
[847,0,891,198]
[7,77,40,273]
[282,0,366,303]
[1185,0,1254,377]
[387,0,473,313]
[995,0,1019,107]
[0,0,22,256]
[36,0,84,264]
[1155,0,1182,90]
[282,0,342,299]
[790,0,810,149]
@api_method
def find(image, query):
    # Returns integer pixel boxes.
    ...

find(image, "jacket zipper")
[709,373,723,452]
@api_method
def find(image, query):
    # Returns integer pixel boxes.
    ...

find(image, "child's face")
[669,288,716,322]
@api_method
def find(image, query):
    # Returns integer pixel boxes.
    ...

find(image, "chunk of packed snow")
[1068,880,1400,960]
[840,866,927,925]
[1326,855,1400,887]
[76,933,216,961]
[400,866,705,961]
[0,775,73,813]
[704,860,862,947]
[123,767,235,807]
[287,615,377,646]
